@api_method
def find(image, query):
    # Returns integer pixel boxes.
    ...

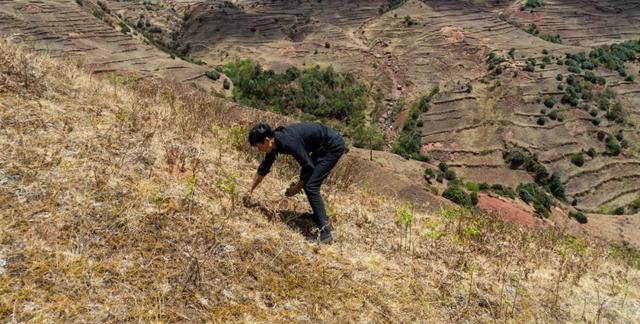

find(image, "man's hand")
[242,191,252,204]
[285,181,303,197]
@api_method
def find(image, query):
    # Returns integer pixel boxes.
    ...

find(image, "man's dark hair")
[248,123,275,146]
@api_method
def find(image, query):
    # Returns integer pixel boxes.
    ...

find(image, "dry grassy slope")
[2,40,640,323]
[0,0,213,87]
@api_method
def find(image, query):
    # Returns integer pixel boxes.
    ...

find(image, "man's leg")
[304,150,344,237]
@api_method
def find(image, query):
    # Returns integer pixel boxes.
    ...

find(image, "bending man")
[244,122,347,244]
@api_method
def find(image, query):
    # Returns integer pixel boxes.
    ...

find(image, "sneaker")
[305,227,333,244]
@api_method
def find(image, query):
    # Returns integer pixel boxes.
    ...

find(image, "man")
[243,122,347,244]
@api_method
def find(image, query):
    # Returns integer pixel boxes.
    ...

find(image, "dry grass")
[1,39,639,323]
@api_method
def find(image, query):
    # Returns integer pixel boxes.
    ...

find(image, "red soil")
[477,193,537,226]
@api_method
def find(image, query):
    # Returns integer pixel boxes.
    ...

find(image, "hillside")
[1,38,640,323]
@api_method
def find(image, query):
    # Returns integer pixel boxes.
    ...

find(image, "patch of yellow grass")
[0,39,639,323]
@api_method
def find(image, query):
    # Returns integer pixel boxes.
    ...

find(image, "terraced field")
[0,0,211,85]
[1,0,639,217]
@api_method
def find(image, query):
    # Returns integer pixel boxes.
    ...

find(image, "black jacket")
[257,122,345,182]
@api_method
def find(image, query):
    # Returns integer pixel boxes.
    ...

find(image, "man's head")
[248,123,276,153]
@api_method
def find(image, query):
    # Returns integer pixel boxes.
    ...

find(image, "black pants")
[304,146,345,229]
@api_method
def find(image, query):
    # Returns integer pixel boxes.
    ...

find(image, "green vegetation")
[223,78,230,90]
[438,161,448,172]
[506,150,525,169]
[206,70,221,81]
[351,126,385,150]
[587,147,596,158]
[544,97,556,108]
[613,207,625,215]
[221,60,367,130]
[119,21,131,35]
[403,16,417,27]
[442,185,473,207]
[489,184,516,199]
[571,153,585,167]
[524,0,544,9]
[569,211,588,224]
[606,135,621,156]
[525,24,561,44]
[392,94,434,161]
[75,0,84,6]
[517,183,552,217]
[443,169,457,181]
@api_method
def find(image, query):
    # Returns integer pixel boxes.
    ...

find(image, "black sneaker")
[305,227,333,244]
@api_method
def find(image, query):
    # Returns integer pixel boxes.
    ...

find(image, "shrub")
[556,73,563,81]
[534,164,549,185]
[508,48,515,59]
[592,117,601,126]
[223,78,230,90]
[597,131,606,141]
[571,153,585,167]
[490,184,516,199]
[403,16,417,27]
[206,70,221,81]
[569,211,588,224]
[470,192,479,206]
[587,147,596,158]
[465,182,481,192]
[524,63,535,72]
[626,75,636,82]
[119,21,131,35]
[325,42,330,48]
[444,169,457,181]
[424,168,436,180]
[506,150,525,169]
[525,0,544,9]
[351,126,385,150]
[548,110,558,120]
[544,97,556,108]
[549,171,566,201]
[613,207,625,215]
[517,183,552,217]
[436,173,444,183]
[75,0,84,6]
[537,117,546,126]
[606,135,621,155]
[438,161,448,172]
[442,185,472,207]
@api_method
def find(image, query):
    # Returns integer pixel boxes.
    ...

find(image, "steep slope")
[1,38,640,323]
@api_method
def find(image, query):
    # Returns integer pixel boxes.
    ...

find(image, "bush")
[569,211,588,224]
[206,70,221,81]
[549,171,566,201]
[517,183,552,217]
[525,0,544,9]
[606,135,621,155]
[442,185,472,207]
[613,207,625,215]
[490,184,516,199]
[479,182,490,191]
[438,161,449,172]
[537,117,546,125]
[587,147,596,158]
[597,131,606,141]
[506,150,525,169]
[571,153,585,167]
[544,97,556,108]
[548,110,558,120]
[524,63,535,72]
[424,168,436,180]
[119,21,131,35]
[465,182,481,192]
[470,192,479,206]
[625,75,635,82]
[403,16,417,27]
[556,73,563,81]
[351,126,385,150]
[436,173,444,183]
[76,0,84,6]
[444,169,457,181]
[592,117,601,126]
[223,78,230,90]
